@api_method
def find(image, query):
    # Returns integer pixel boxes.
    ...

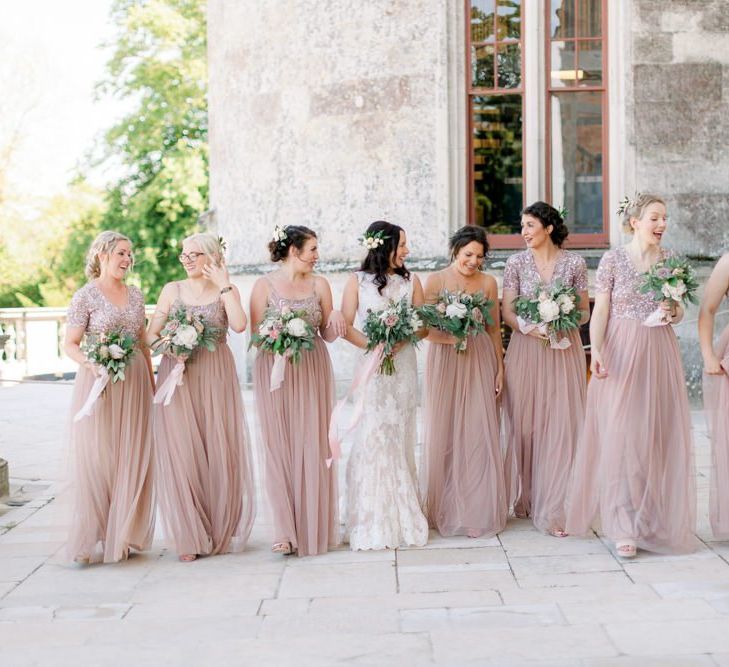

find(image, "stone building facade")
[208,0,729,271]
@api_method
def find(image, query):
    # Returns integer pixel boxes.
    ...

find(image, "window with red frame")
[467,0,608,248]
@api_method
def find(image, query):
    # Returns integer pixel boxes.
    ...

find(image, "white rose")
[445,302,468,319]
[98,345,110,360]
[280,305,291,316]
[108,344,126,360]
[667,281,686,302]
[661,283,673,300]
[538,299,560,323]
[538,290,550,302]
[172,324,199,349]
[410,313,423,331]
[558,294,575,314]
[286,317,309,337]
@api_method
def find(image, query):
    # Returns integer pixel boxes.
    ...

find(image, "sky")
[0,0,121,199]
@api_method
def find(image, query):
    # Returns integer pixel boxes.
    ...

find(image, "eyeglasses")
[178,252,205,263]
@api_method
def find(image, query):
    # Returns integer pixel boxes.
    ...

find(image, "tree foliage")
[96,0,208,300]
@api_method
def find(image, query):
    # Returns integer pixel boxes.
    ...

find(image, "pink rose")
[436,302,447,314]
[270,327,280,340]
[472,307,484,324]
[385,314,399,328]
[166,320,180,333]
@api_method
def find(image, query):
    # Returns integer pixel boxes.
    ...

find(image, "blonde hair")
[183,232,224,264]
[85,231,133,279]
[621,193,666,234]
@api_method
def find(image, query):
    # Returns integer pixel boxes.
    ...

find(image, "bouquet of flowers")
[151,305,223,405]
[74,329,136,421]
[418,289,494,353]
[363,297,423,375]
[513,280,581,349]
[639,256,699,326]
[249,305,315,390]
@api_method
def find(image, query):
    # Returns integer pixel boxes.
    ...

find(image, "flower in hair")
[556,206,569,221]
[359,230,388,250]
[217,236,228,254]
[617,193,641,217]
[272,225,288,246]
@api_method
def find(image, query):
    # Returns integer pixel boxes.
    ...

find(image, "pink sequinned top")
[596,246,673,321]
[67,282,145,338]
[265,277,323,331]
[502,250,588,297]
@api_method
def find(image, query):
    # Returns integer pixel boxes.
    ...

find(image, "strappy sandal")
[271,542,293,555]
[549,528,569,538]
[615,540,637,558]
[179,554,198,562]
[73,554,91,565]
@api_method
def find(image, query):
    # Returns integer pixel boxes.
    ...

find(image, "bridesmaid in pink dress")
[422,225,507,538]
[566,194,696,556]
[63,231,155,564]
[501,202,590,537]
[250,225,345,556]
[148,233,255,562]
[699,252,729,539]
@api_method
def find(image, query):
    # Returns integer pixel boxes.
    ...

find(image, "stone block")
[633,63,723,107]
[0,459,7,499]
[674,32,729,64]
[632,33,674,64]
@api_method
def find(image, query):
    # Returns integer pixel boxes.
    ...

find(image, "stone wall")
[630,0,729,258]
[208,0,464,271]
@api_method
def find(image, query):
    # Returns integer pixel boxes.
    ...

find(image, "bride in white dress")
[339,221,429,550]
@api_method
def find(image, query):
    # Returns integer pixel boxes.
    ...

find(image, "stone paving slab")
[2,381,729,666]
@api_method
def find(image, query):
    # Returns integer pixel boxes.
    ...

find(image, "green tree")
[97,0,208,300]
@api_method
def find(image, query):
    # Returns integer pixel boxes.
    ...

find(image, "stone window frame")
[459,0,629,249]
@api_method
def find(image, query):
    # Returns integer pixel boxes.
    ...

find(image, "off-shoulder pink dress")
[252,278,338,556]
[66,282,155,563]
[566,247,696,553]
[154,286,255,557]
[703,287,729,539]
[502,250,588,534]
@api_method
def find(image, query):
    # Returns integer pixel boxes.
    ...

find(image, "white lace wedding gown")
[345,271,429,550]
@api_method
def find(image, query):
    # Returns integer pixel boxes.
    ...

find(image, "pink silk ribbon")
[73,367,110,422]
[643,307,671,327]
[517,316,571,350]
[269,353,289,392]
[326,343,385,467]
[153,361,186,406]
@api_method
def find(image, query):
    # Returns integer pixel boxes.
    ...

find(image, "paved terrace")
[1,381,729,666]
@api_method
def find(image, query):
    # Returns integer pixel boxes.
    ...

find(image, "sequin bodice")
[66,282,145,338]
[266,279,323,329]
[502,250,588,298]
[170,297,229,341]
[596,246,674,321]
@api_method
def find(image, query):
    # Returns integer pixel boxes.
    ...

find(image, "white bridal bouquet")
[513,280,581,349]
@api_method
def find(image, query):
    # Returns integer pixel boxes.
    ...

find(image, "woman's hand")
[590,348,608,379]
[84,361,102,377]
[326,310,347,338]
[526,327,549,342]
[704,352,725,375]
[495,366,504,397]
[660,299,682,324]
[202,260,231,290]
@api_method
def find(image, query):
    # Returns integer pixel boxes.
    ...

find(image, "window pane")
[550,0,574,39]
[497,43,521,88]
[472,95,523,234]
[496,0,521,40]
[577,0,602,37]
[577,40,602,86]
[472,44,495,88]
[550,92,603,234]
[471,0,495,43]
[550,41,576,88]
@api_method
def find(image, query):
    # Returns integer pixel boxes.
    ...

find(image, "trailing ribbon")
[269,350,293,392]
[326,344,385,467]
[643,307,670,327]
[517,316,571,350]
[153,361,185,406]
[74,367,110,422]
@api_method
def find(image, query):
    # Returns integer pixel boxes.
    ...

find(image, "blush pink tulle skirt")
[566,319,696,553]
[66,354,155,563]
[502,328,586,534]
[154,344,255,557]
[423,334,507,538]
[253,338,338,556]
[704,324,729,539]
